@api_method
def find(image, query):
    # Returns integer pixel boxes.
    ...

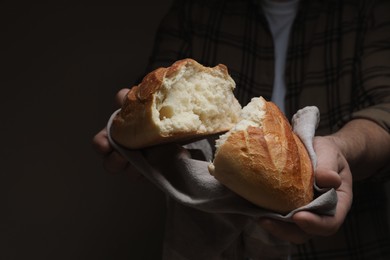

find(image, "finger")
[103,150,129,174]
[313,137,342,189]
[292,211,339,237]
[313,137,339,172]
[125,163,144,181]
[103,151,145,180]
[315,168,341,189]
[258,218,311,244]
[293,192,352,236]
[115,88,130,107]
[292,196,351,237]
[93,88,130,154]
[92,128,112,155]
[293,165,353,236]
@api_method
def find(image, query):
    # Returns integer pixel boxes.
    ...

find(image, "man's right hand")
[92,88,143,178]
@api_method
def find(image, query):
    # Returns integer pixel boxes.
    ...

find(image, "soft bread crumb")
[152,63,241,134]
[110,58,243,149]
[215,97,266,149]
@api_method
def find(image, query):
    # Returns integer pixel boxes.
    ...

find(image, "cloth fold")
[106,106,337,259]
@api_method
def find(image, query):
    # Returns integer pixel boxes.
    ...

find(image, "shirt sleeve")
[351,0,390,132]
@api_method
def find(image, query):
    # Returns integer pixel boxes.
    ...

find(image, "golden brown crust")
[209,99,314,214]
[137,67,167,101]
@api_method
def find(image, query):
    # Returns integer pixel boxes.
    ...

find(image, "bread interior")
[215,97,266,149]
[152,65,241,134]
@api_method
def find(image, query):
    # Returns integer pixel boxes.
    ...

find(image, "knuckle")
[115,88,130,106]
[92,135,105,153]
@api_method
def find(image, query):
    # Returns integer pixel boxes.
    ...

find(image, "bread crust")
[209,99,314,214]
[110,59,241,149]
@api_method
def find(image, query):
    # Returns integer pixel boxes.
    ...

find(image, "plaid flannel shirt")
[143,0,390,258]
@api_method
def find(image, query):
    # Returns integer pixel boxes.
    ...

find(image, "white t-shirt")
[261,0,299,114]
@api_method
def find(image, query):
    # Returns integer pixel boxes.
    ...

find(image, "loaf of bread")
[208,97,314,214]
[111,58,313,213]
[110,58,242,149]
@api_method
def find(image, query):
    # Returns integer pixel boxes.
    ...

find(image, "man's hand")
[92,88,144,178]
[258,136,353,244]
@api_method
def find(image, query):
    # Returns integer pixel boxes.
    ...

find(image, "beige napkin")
[107,106,337,260]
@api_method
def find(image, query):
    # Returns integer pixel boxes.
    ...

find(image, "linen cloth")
[107,106,337,259]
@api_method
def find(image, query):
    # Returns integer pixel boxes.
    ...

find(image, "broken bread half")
[208,97,314,214]
[110,58,242,149]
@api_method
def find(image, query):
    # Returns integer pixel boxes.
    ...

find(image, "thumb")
[313,137,342,189]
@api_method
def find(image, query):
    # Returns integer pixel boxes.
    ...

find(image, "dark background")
[2,3,390,260]
[1,3,172,260]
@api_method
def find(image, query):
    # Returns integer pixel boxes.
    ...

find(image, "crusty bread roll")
[110,58,242,149]
[208,97,314,214]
